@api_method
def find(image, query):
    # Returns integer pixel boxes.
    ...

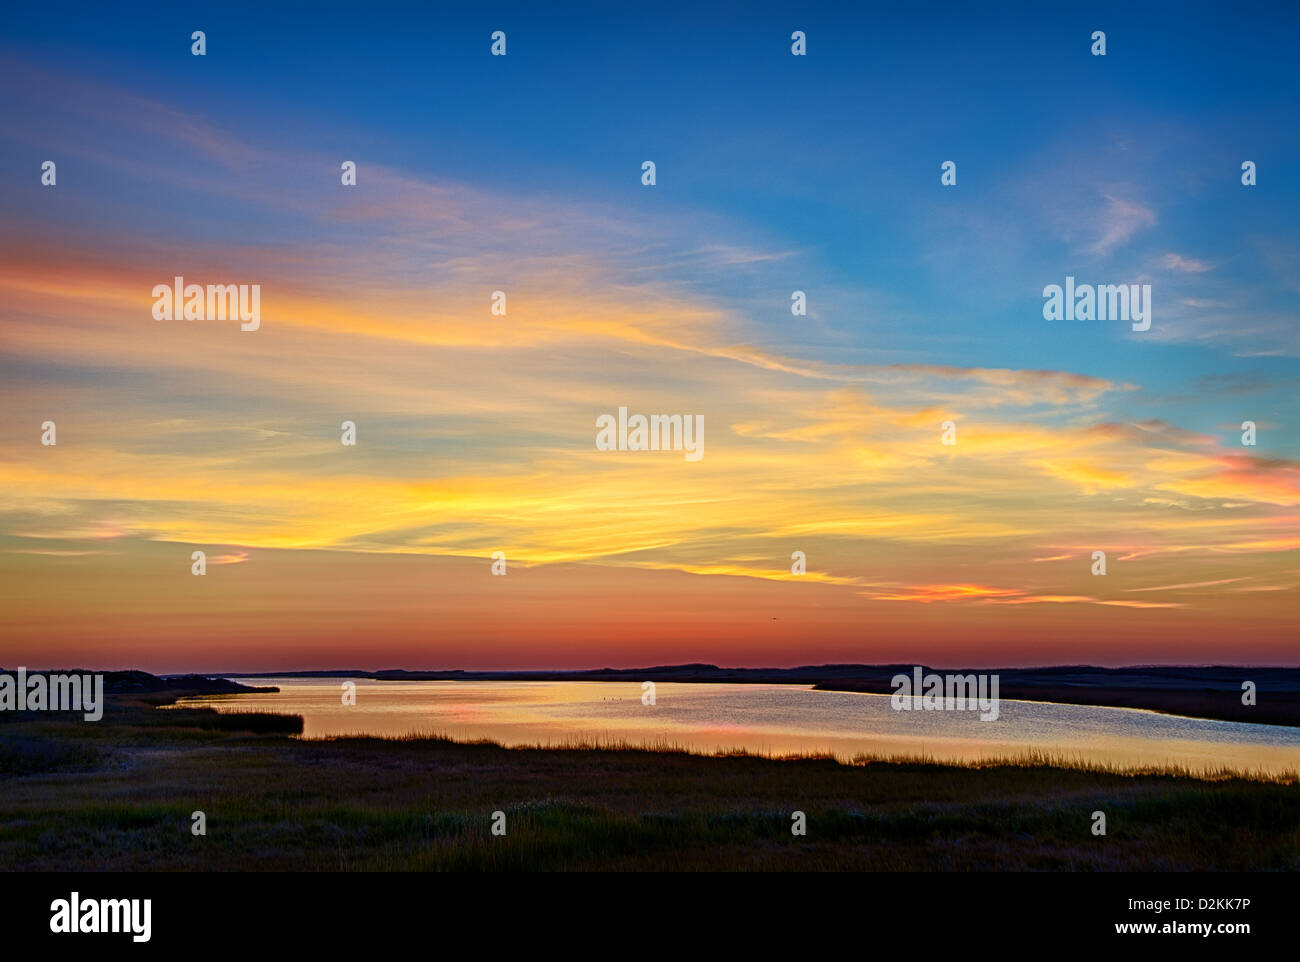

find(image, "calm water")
[179,678,1300,778]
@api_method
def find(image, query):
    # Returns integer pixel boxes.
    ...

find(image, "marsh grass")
[2,699,1298,871]
[317,729,1300,784]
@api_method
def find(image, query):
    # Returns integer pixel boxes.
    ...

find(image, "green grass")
[1,698,1298,871]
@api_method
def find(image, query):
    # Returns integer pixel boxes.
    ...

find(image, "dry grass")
[2,700,1298,871]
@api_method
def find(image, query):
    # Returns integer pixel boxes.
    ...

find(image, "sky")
[1,2,1297,671]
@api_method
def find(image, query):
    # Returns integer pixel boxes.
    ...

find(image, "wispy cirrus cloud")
[1084,192,1158,255]
[1158,253,1212,273]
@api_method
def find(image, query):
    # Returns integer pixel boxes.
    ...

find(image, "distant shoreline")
[207,663,1300,729]
[8,663,1297,729]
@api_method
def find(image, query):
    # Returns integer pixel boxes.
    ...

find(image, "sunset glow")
[1,10,1296,671]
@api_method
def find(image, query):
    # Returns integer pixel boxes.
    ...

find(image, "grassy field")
[2,693,1298,871]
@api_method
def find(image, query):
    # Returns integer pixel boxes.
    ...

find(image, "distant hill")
[0,669,275,695]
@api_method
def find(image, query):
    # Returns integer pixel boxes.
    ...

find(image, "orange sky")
[2,249,1295,668]
[1,56,1297,671]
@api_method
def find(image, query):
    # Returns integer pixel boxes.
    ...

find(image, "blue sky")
[5,2,1296,394]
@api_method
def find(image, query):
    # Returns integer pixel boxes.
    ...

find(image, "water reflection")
[179,678,1300,778]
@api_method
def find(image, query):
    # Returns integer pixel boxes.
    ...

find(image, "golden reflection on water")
[178,679,1300,779]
